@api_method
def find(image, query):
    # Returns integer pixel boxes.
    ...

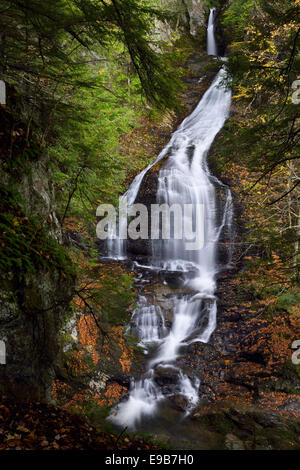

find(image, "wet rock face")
[0,153,63,244]
[214,181,235,267]
[169,394,190,412]
[126,159,161,258]
[0,153,73,401]
[224,433,245,450]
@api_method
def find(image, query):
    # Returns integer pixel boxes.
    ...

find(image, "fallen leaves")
[0,400,162,451]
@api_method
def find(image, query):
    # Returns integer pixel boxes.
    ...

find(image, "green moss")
[273,361,300,395]
[84,402,116,433]
[199,411,234,435]
[259,427,300,450]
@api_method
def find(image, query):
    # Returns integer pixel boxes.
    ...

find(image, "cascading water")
[207,8,218,56]
[108,9,233,430]
[130,297,167,346]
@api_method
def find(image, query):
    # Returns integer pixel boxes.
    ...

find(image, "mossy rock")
[191,402,300,450]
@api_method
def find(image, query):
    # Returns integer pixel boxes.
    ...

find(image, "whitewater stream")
[106,9,233,434]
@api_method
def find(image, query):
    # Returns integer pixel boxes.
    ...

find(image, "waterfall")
[207,8,218,56]
[152,66,232,288]
[108,10,233,430]
[130,297,167,346]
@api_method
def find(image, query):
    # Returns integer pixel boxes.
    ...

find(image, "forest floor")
[0,400,163,450]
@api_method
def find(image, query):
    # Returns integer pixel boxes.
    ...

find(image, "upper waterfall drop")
[207,8,218,56]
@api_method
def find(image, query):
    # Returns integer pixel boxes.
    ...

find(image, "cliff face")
[182,0,207,36]
[0,107,74,401]
[155,0,207,40]
[0,266,73,401]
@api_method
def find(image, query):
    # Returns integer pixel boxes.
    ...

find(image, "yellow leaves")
[233,86,252,100]
[231,41,245,48]
[16,425,30,433]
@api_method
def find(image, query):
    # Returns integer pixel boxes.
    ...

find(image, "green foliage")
[219,0,300,279]
[277,289,300,314]
[83,401,114,432]
[0,0,180,120]
[47,33,189,224]
[0,185,74,277]
[222,0,256,34]
[0,0,185,227]
[76,259,136,326]
[49,57,141,223]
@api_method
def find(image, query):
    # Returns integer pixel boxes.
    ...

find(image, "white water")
[130,296,167,346]
[108,9,233,429]
[207,8,218,56]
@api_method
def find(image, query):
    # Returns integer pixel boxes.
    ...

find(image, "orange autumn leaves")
[95,383,127,407]
[106,326,132,373]
[77,315,99,366]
